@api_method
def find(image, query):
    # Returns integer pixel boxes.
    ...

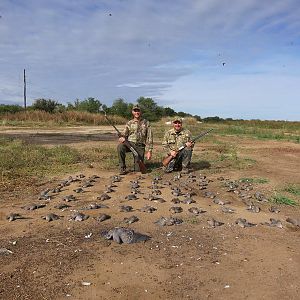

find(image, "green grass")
[283,184,300,196]
[0,138,82,178]
[81,146,119,170]
[271,194,298,206]
[239,177,269,184]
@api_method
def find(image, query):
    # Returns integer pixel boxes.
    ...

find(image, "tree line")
[0,97,203,122]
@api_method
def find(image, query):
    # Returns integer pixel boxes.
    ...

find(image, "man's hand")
[146,151,152,160]
[170,150,178,157]
[185,141,194,148]
[118,137,125,143]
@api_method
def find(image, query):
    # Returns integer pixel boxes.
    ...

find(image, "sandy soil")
[0,128,299,300]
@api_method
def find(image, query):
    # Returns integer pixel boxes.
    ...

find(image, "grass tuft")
[271,194,298,206]
[283,184,300,196]
[239,177,269,184]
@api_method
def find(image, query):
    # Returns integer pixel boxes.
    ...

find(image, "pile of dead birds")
[5,171,299,244]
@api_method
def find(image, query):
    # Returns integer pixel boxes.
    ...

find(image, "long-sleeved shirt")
[123,118,153,152]
[162,128,192,152]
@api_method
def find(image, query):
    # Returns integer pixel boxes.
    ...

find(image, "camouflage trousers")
[165,148,192,172]
[117,142,145,171]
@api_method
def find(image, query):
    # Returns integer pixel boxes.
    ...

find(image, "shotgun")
[162,128,213,171]
[104,112,147,174]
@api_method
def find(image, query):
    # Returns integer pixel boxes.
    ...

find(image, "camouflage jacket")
[162,128,192,152]
[122,119,153,152]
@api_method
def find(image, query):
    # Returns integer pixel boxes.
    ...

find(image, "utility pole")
[23,69,27,110]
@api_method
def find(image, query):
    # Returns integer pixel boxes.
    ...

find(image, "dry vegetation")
[0,110,127,126]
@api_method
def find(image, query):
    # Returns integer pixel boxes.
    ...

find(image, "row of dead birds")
[6,172,300,230]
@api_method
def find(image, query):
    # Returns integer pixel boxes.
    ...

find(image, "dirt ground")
[0,127,299,300]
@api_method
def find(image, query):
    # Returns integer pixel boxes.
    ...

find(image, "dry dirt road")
[0,128,299,300]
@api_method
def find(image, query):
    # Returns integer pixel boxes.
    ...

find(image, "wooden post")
[23,69,27,110]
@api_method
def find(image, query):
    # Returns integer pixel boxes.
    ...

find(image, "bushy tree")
[163,107,176,117]
[67,97,102,113]
[31,98,59,113]
[110,98,132,118]
[136,97,164,121]
[0,104,23,114]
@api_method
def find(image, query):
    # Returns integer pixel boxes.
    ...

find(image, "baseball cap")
[132,104,141,111]
[173,116,182,123]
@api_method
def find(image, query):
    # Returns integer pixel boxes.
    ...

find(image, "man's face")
[173,121,182,132]
[132,108,141,118]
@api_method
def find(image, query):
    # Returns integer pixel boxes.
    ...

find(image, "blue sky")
[0,0,299,120]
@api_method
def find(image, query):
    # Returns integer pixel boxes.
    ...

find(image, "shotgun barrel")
[104,113,147,174]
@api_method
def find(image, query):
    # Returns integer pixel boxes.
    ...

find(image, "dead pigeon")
[73,188,84,193]
[139,205,157,213]
[130,181,140,189]
[247,204,260,213]
[286,217,300,227]
[203,191,216,199]
[105,186,115,193]
[154,217,183,226]
[119,205,133,212]
[81,181,93,188]
[81,203,109,210]
[235,218,256,228]
[103,227,150,244]
[171,187,182,196]
[261,218,283,228]
[171,198,181,204]
[97,193,111,201]
[94,214,111,222]
[125,194,138,201]
[123,215,139,224]
[207,218,224,228]
[188,207,206,215]
[111,175,122,182]
[63,195,76,202]
[221,206,235,213]
[54,203,71,210]
[51,186,63,193]
[22,203,46,211]
[69,212,89,221]
[0,248,13,255]
[181,198,196,204]
[213,198,230,205]
[152,189,162,196]
[42,213,61,222]
[6,213,25,222]
[254,192,268,202]
[269,206,280,213]
[169,207,183,214]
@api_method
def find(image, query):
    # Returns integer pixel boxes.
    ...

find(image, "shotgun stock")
[162,128,213,171]
[104,112,147,174]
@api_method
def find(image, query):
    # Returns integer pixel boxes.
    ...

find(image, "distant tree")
[31,98,59,113]
[193,115,202,122]
[67,97,102,113]
[163,107,176,117]
[203,116,224,122]
[177,111,192,118]
[0,104,23,114]
[136,97,164,121]
[54,104,67,113]
[110,98,131,118]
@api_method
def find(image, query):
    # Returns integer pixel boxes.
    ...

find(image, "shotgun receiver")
[104,112,147,174]
[162,128,213,170]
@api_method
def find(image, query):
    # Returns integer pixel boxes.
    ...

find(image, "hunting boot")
[119,167,127,175]
[181,167,189,174]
